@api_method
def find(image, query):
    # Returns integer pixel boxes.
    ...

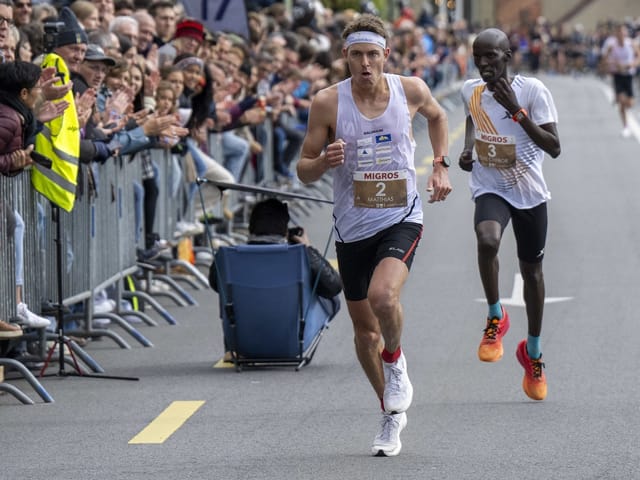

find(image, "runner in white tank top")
[297,14,450,457]
[332,73,423,243]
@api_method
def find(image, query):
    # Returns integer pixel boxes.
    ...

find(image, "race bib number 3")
[475,131,517,168]
[353,170,408,208]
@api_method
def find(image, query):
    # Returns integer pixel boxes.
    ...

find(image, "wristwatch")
[512,108,528,123]
[432,155,451,168]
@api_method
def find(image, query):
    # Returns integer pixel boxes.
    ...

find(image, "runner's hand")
[426,166,452,203]
[492,77,519,114]
[459,149,474,171]
[324,138,345,169]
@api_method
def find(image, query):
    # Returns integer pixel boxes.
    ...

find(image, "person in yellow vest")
[459,28,561,401]
[31,6,87,212]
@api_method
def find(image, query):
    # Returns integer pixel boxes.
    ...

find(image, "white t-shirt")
[460,75,558,209]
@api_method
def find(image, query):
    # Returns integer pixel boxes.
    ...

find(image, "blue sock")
[488,301,502,319]
[527,335,542,359]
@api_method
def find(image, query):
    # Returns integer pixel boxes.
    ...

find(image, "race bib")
[475,130,516,168]
[353,170,408,208]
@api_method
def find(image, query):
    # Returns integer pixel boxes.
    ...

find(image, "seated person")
[209,198,342,359]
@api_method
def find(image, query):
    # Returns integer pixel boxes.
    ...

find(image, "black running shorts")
[335,222,423,301]
[474,193,547,264]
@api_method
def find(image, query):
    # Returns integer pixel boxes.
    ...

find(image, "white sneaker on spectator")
[371,412,407,457]
[154,238,173,250]
[174,221,204,238]
[16,302,51,328]
[94,298,116,314]
[382,352,413,414]
[195,250,213,263]
[92,318,111,329]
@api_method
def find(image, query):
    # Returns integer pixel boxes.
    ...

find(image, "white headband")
[344,31,386,50]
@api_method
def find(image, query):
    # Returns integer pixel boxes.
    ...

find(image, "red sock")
[381,346,401,363]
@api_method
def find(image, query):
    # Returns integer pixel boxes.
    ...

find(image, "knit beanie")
[55,7,88,47]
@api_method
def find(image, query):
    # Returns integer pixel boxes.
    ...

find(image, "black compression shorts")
[474,193,547,264]
[335,222,422,301]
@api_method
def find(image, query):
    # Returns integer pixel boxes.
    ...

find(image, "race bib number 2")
[353,170,408,208]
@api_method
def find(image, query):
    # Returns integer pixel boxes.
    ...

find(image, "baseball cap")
[83,44,116,66]
[174,19,204,43]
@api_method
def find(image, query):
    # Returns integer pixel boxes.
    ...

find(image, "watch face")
[434,156,450,167]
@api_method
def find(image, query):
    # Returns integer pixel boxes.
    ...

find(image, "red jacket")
[0,102,25,176]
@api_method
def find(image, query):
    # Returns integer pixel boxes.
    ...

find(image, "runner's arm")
[297,88,337,184]
[459,115,476,171]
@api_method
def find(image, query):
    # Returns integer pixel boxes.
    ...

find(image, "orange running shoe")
[477,307,510,362]
[516,339,547,401]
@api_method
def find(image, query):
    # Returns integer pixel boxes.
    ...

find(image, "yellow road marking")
[213,358,234,368]
[128,401,205,444]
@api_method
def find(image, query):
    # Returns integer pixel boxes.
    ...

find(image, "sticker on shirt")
[357,145,374,167]
[353,170,408,209]
[375,134,392,144]
[375,144,392,165]
[357,137,373,147]
[475,130,516,168]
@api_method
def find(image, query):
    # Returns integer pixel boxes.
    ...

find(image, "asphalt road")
[2,73,640,480]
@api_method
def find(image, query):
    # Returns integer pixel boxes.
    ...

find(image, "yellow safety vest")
[31,53,79,212]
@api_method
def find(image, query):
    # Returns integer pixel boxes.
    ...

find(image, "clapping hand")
[36,100,70,123]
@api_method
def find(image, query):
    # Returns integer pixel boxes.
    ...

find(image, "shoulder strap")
[469,84,499,135]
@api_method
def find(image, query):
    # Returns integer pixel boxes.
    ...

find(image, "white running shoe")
[16,303,51,328]
[382,352,413,414]
[622,127,631,138]
[93,298,116,314]
[371,412,407,457]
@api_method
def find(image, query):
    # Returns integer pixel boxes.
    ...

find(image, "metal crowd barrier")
[150,148,179,248]
[0,171,52,403]
[0,174,17,323]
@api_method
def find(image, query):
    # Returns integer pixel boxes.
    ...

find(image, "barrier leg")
[153,274,198,305]
[0,383,35,404]
[91,313,153,347]
[168,259,210,289]
[0,358,54,403]
[115,310,158,327]
[64,313,132,349]
[122,291,177,325]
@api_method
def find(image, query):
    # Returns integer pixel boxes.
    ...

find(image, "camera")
[43,21,65,53]
[288,226,303,243]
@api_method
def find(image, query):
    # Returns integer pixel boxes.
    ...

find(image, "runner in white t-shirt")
[458,28,561,402]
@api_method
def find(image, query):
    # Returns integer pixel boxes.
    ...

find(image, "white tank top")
[604,36,636,75]
[333,74,422,243]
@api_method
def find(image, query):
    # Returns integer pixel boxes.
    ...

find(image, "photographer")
[209,198,342,301]
[209,198,342,360]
